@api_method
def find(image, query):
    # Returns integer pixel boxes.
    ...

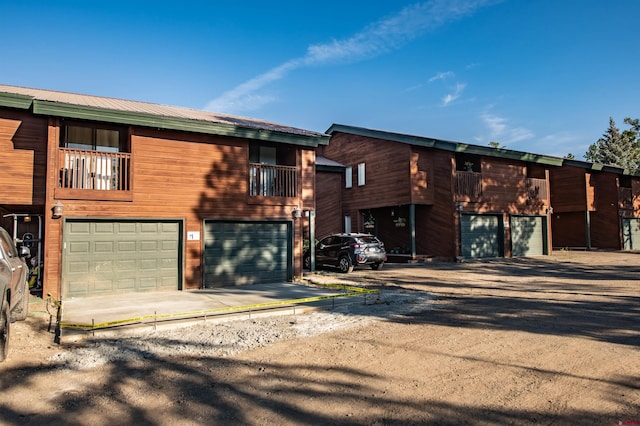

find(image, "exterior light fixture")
[52,202,64,219]
[291,206,302,219]
[546,206,553,214]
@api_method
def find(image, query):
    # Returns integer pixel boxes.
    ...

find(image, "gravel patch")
[49,288,431,370]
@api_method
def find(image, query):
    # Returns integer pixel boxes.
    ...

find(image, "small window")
[357,163,366,186]
[345,167,353,188]
[344,215,352,233]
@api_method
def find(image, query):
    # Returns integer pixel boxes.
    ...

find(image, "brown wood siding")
[550,165,588,212]
[552,211,587,248]
[410,150,433,204]
[43,125,309,298]
[476,158,547,214]
[590,172,621,249]
[316,171,343,238]
[416,150,456,259]
[0,110,47,206]
[322,133,413,209]
[633,178,640,214]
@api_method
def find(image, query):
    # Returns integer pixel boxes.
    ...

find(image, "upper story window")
[357,163,366,186]
[61,121,127,152]
[345,167,353,188]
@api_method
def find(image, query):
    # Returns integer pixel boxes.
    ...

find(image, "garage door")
[461,214,502,258]
[203,220,291,287]
[622,218,640,250]
[63,220,181,298]
[511,215,546,257]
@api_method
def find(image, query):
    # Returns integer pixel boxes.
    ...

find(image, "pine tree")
[585,117,640,174]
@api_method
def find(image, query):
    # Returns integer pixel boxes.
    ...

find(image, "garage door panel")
[63,220,181,298]
[204,221,291,288]
[461,215,502,258]
[623,218,640,250]
[512,216,545,257]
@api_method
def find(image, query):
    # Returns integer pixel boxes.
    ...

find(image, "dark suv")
[305,233,386,273]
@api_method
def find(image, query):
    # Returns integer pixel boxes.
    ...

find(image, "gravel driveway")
[1,250,638,425]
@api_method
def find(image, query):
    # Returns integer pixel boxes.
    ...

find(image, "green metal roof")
[0,85,330,147]
[326,123,565,167]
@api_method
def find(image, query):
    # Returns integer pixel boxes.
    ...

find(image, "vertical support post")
[585,210,592,250]
[409,204,416,259]
[309,210,316,272]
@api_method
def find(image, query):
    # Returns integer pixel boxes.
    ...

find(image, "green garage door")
[203,220,291,288]
[63,220,181,298]
[461,214,503,258]
[622,218,640,250]
[511,215,546,257]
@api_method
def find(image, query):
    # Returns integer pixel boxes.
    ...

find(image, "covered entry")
[461,214,503,258]
[511,215,547,256]
[203,220,292,288]
[622,218,640,250]
[63,219,182,298]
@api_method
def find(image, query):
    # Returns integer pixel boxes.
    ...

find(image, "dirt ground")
[0,250,638,425]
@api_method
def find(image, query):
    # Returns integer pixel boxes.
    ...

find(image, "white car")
[0,227,30,361]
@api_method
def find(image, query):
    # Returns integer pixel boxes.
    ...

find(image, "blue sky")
[2,0,639,158]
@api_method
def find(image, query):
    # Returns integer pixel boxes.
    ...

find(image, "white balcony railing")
[59,148,131,191]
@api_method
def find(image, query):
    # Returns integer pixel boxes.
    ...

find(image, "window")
[344,215,352,233]
[61,121,126,152]
[345,167,353,188]
[357,163,366,186]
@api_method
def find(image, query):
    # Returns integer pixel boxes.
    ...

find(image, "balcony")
[249,163,297,198]
[526,178,548,200]
[455,171,482,199]
[56,148,132,201]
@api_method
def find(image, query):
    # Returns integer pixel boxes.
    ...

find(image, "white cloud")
[206,0,501,114]
[480,112,534,144]
[442,82,466,106]
[429,71,454,82]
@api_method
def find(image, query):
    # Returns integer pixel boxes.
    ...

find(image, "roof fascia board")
[327,123,563,166]
[0,92,34,110]
[32,100,329,147]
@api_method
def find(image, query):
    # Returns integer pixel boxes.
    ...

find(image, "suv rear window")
[354,236,379,244]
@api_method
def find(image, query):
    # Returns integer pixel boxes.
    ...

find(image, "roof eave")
[327,123,564,167]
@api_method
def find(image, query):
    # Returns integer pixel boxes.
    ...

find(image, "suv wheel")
[370,262,383,270]
[338,255,354,273]
[0,299,10,362]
